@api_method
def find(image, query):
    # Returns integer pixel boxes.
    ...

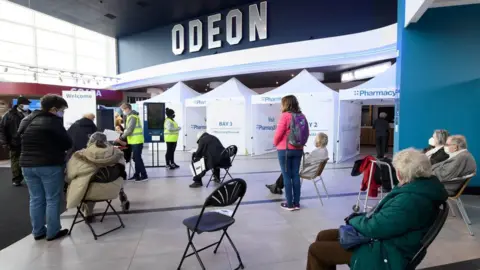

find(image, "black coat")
[0,106,30,150]
[428,147,449,165]
[193,133,230,170]
[373,118,390,137]
[67,117,98,157]
[18,111,72,167]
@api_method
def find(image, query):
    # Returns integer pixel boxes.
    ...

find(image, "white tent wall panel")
[336,101,362,163]
[207,99,249,155]
[297,93,338,162]
[251,103,281,155]
[184,107,207,150]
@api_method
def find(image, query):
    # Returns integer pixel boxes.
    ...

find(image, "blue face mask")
[56,111,64,118]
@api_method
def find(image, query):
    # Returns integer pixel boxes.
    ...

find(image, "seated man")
[190,132,231,188]
[266,132,329,194]
[432,135,476,182]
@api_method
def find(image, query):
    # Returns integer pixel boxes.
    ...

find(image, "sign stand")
[145,142,165,168]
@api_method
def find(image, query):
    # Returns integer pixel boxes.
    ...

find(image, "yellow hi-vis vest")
[164,118,179,142]
[126,114,144,145]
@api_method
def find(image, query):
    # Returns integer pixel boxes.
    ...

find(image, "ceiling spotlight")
[276,81,279,85]
[3,67,8,72]
[291,74,294,77]
[87,79,91,84]
[59,76,63,82]
[96,80,100,85]
[33,73,37,81]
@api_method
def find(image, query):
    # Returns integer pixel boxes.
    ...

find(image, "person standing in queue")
[116,103,148,182]
[164,108,181,170]
[19,94,72,241]
[0,96,31,186]
[66,113,97,160]
[373,112,389,159]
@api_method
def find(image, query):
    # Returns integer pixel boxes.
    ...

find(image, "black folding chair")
[177,178,247,270]
[68,165,126,240]
[206,145,238,188]
[406,201,449,269]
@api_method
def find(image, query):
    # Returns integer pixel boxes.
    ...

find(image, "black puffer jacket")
[0,106,30,150]
[193,132,230,170]
[18,111,72,167]
[67,117,97,159]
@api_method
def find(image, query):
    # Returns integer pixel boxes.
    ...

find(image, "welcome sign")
[62,91,97,130]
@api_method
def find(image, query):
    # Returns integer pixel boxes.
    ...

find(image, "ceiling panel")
[9,0,258,37]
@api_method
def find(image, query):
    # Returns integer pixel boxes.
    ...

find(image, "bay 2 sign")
[171,1,268,55]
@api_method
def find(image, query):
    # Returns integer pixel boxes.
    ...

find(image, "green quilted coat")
[348,176,448,270]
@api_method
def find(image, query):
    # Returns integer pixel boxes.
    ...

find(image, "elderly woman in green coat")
[307,148,448,270]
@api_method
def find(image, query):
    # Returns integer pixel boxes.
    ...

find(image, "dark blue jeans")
[131,143,147,178]
[277,149,303,207]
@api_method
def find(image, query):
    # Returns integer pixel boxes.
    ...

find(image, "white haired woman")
[424,129,450,165]
[306,148,448,270]
[66,132,128,223]
[266,132,329,195]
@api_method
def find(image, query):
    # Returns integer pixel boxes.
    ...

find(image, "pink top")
[273,112,303,150]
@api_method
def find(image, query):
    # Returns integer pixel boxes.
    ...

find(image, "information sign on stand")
[143,102,166,168]
[62,91,96,130]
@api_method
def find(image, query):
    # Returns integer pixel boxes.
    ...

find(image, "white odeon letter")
[226,9,243,45]
[249,1,267,42]
[189,19,203,52]
[208,13,222,49]
[172,24,185,55]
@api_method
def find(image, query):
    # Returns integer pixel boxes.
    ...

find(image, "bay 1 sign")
[171,1,268,55]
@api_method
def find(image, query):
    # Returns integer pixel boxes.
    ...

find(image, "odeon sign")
[171,1,268,55]
[69,88,103,97]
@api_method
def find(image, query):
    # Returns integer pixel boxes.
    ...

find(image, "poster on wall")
[252,103,280,155]
[62,91,97,130]
[206,100,245,151]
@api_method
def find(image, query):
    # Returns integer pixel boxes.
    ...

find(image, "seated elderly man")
[432,135,476,182]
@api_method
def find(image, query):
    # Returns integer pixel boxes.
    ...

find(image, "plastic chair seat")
[183,212,235,233]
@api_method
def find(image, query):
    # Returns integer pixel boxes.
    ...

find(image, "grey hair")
[315,132,328,148]
[392,148,432,183]
[379,112,387,119]
[433,129,449,145]
[88,132,108,148]
[449,135,467,149]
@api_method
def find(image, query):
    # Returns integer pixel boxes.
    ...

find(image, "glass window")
[34,12,73,35]
[0,21,34,45]
[75,26,105,43]
[37,48,74,70]
[0,1,34,25]
[76,56,106,75]
[76,39,105,59]
[0,41,35,65]
[0,70,35,83]
[36,29,74,53]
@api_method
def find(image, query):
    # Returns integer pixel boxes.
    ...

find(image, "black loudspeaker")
[96,109,114,132]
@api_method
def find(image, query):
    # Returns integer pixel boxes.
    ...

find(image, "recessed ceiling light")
[291,74,294,77]
[276,81,279,85]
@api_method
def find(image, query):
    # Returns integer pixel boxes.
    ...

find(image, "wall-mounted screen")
[13,99,41,111]
[146,103,165,130]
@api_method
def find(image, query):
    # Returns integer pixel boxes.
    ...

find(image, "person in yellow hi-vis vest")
[164,108,181,170]
[117,103,148,182]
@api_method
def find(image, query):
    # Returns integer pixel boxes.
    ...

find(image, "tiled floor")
[1,151,479,270]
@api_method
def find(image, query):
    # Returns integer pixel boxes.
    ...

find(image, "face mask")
[428,137,435,146]
[444,146,451,155]
[21,105,29,111]
[56,111,64,118]
[171,114,175,119]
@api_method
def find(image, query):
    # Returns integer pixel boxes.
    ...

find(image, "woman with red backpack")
[273,95,309,211]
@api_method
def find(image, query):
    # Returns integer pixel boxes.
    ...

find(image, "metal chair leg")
[447,200,457,217]
[68,205,81,235]
[313,180,324,206]
[456,198,474,236]
[213,230,227,254]
[225,232,244,270]
[319,176,329,198]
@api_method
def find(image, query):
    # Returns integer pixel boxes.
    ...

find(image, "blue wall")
[117,0,397,73]
[397,3,480,187]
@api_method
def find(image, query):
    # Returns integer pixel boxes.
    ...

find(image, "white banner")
[185,106,207,150]
[252,103,280,155]
[62,91,97,130]
[336,101,362,162]
[207,100,246,153]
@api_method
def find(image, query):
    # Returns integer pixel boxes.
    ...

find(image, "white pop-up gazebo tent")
[337,63,398,163]
[138,82,200,151]
[251,70,339,162]
[185,78,257,155]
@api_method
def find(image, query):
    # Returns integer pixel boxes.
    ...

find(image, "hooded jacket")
[0,106,30,149]
[66,143,125,208]
[348,176,448,270]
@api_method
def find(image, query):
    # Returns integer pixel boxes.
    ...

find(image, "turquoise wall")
[397,3,480,187]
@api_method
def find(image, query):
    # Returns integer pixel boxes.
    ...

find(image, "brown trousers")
[307,229,353,270]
